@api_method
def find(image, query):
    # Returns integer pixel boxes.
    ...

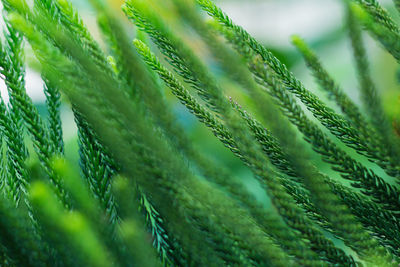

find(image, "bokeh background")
[1,0,399,202]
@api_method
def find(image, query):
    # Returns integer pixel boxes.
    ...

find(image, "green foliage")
[0,0,399,266]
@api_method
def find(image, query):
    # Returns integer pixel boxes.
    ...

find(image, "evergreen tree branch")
[353,0,400,34]
[204,2,400,213]
[248,50,400,212]
[232,98,400,256]
[198,154,324,265]
[171,0,299,156]
[231,93,395,265]
[87,4,190,264]
[197,0,400,178]
[111,177,165,267]
[346,5,400,162]
[395,0,400,13]
[63,61,291,266]
[33,0,113,75]
[134,39,357,266]
[139,192,186,266]
[20,10,296,264]
[44,79,64,155]
[0,98,28,204]
[292,36,379,141]
[1,10,69,207]
[1,0,398,265]
[74,111,119,226]
[123,0,231,114]
[351,3,400,63]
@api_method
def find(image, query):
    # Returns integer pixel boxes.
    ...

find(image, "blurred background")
[1,0,399,200]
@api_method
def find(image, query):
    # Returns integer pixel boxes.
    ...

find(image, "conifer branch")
[296,163,394,265]
[9,14,179,266]
[19,11,295,264]
[327,179,400,258]
[197,0,400,179]
[125,13,321,253]
[396,0,400,13]
[231,94,395,265]
[0,0,398,265]
[95,6,300,262]
[0,30,28,201]
[346,5,400,161]
[199,156,323,265]
[139,192,185,266]
[35,0,113,75]
[31,0,117,87]
[232,26,399,212]
[232,98,400,254]
[0,98,28,204]
[292,35,400,177]
[111,177,166,267]
[171,0,259,98]
[230,101,298,179]
[74,112,119,226]
[123,0,231,114]
[88,5,189,264]
[247,51,400,212]
[34,1,128,228]
[203,2,400,212]
[44,79,64,155]
[50,158,146,267]
[353,0,400,34]
[351,3,400,63]
[292,36,375,135]
[172,0,298,156]
[1,12,69,207]
[66,69,293,266]
[134,39,357,266]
